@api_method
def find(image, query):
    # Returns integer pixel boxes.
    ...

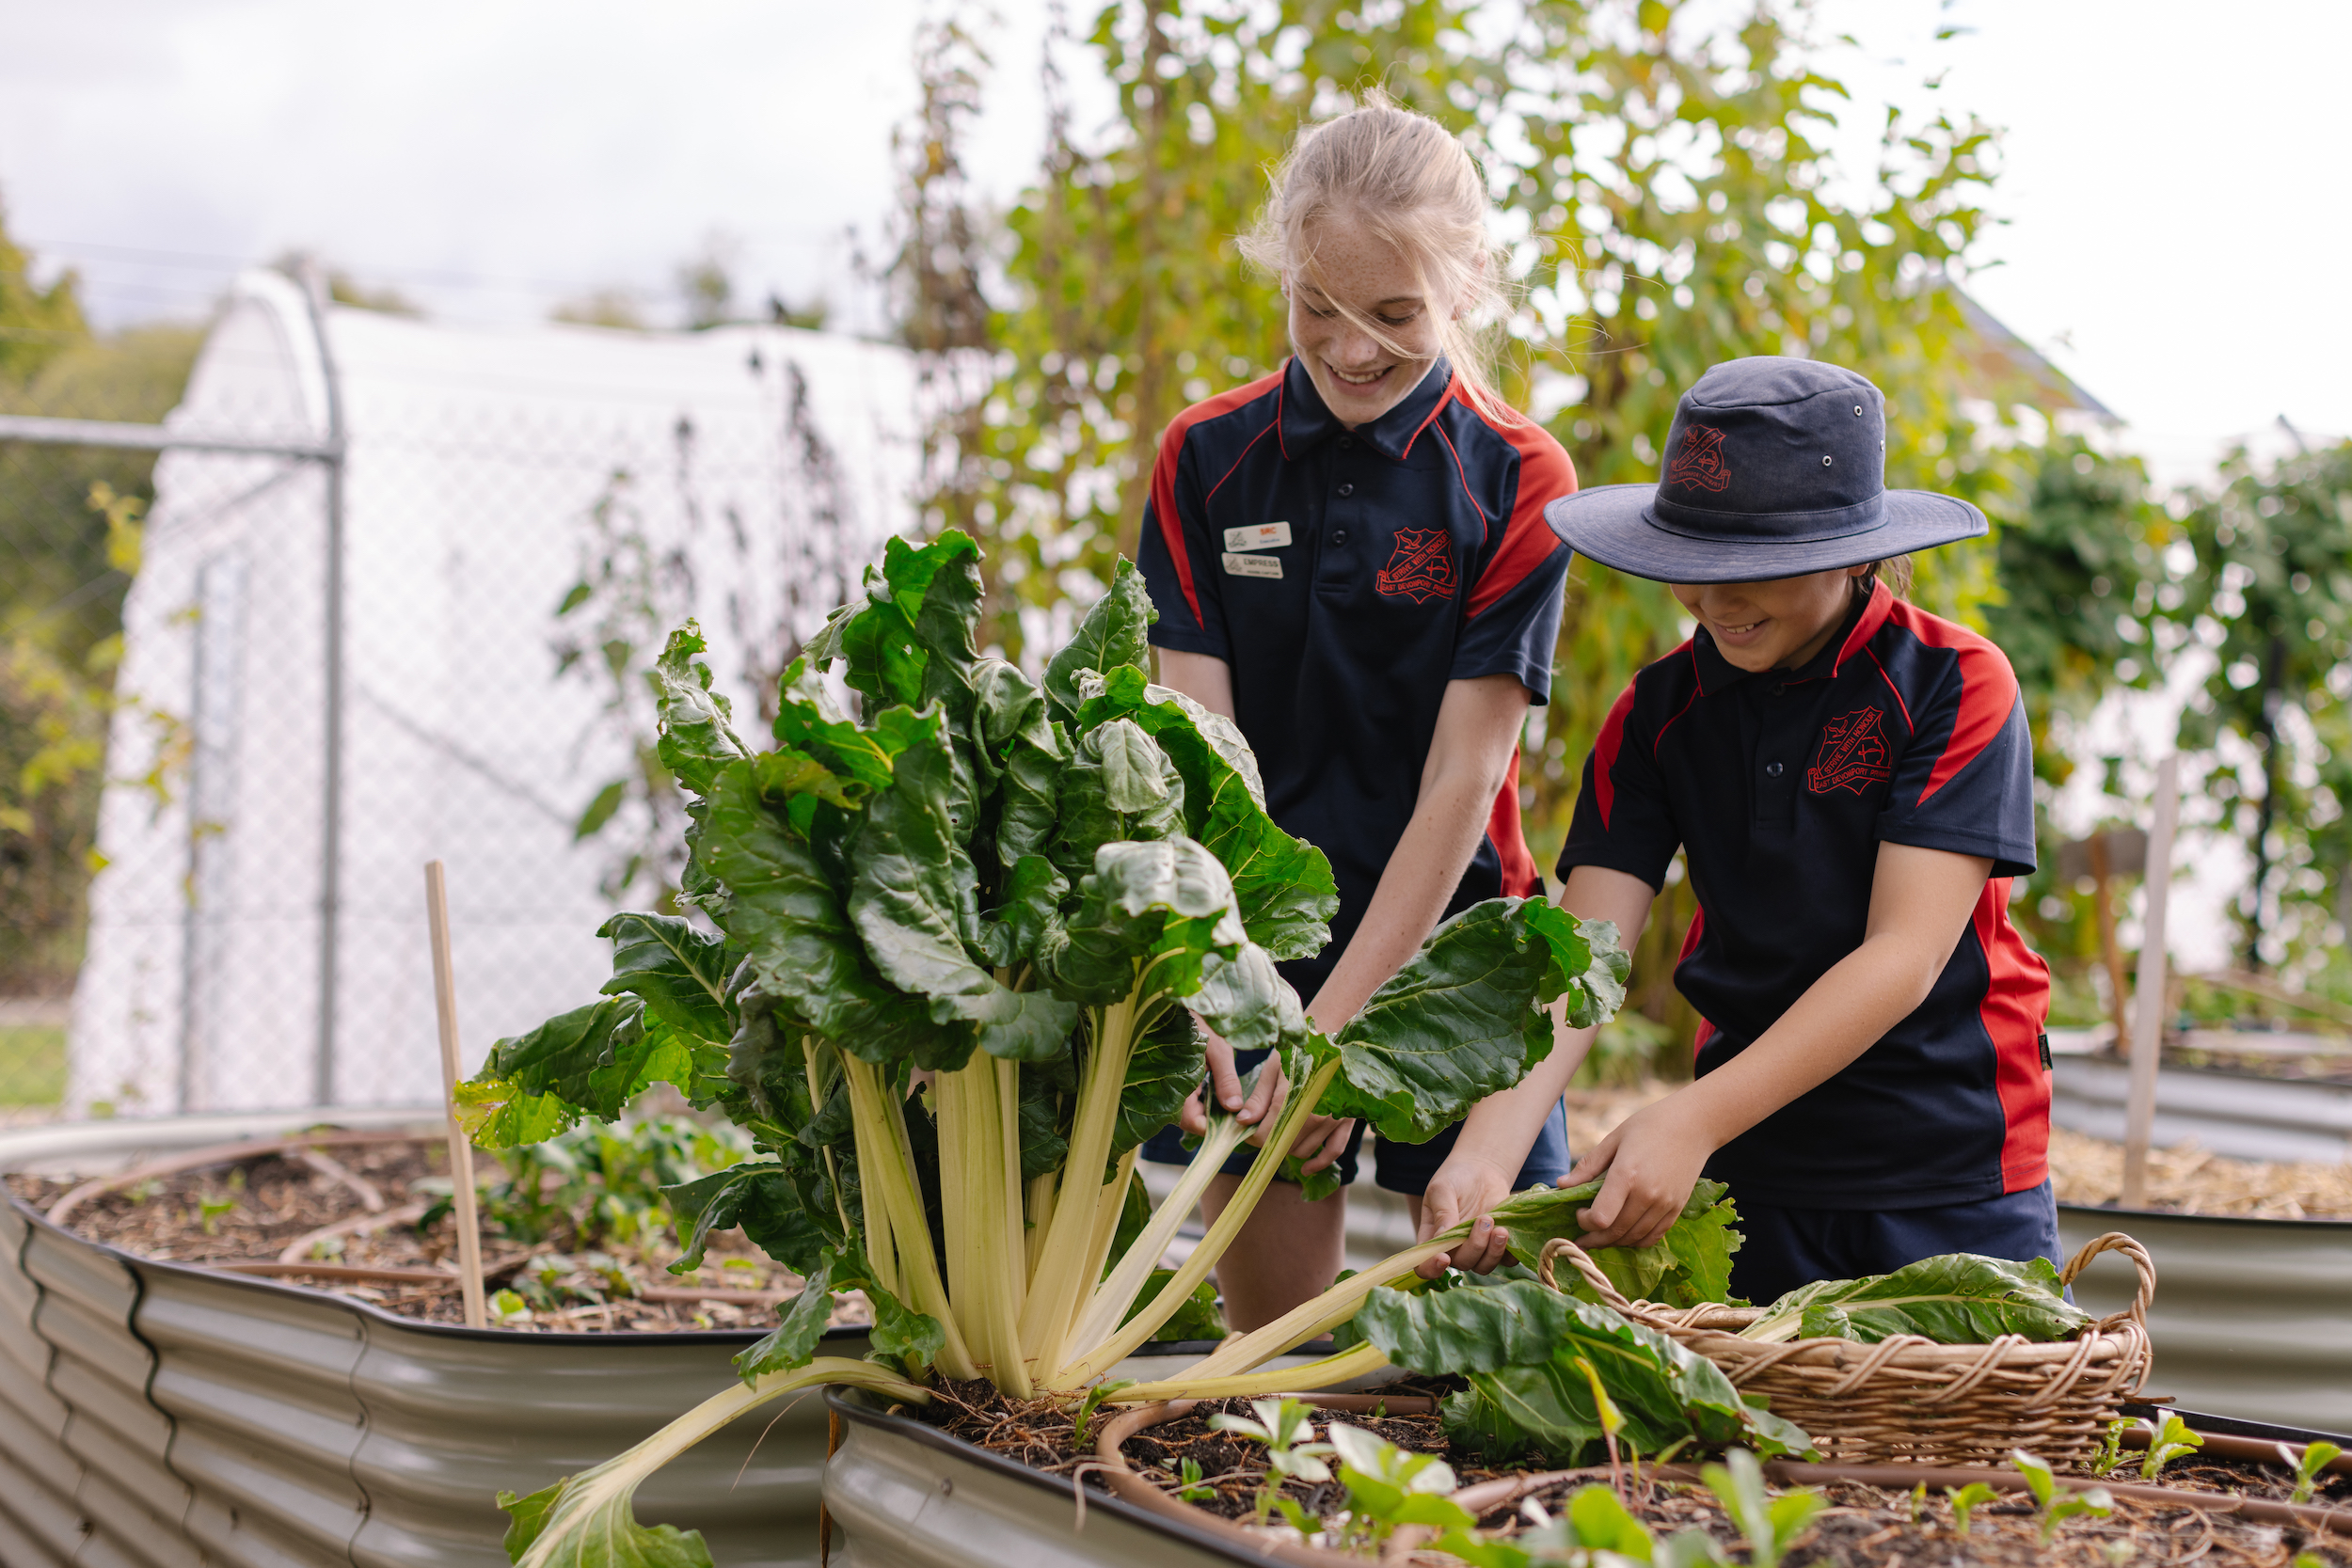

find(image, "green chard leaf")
[971,657,1066,867]
[1123,1268,1228,1341]
[462,998,697,1144]
[1042,556,1153,721]
[1113,1005,1205,1158]
[846,705,1078,1062]
[649,621,748,798]
[696,752,938,1068]
[1358,1279,1814,1467]
[1485,1179,1743,1310]
[1743,1253,2091,1345]
[597,912,737,1043]
[808,532,987,719]
[1074,665,1337,961]
[1047,717,1187,881]
[1036,836,1245,1006]
[734,1250,840,1382]
[1309,899,1558,1143]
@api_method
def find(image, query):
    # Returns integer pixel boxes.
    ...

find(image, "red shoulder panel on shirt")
[1149,367,1285,626]
[1464,408,1577,620]
[1589,677,1639,832]
[1886,600,2022,805]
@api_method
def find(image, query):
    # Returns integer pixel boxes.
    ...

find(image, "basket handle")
[1536,1236,1673,1323]
[2059,1230,2156,1331]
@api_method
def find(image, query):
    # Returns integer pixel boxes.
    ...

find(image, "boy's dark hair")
[1859,556,1914,599]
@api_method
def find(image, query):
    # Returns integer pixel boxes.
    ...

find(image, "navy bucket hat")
[1542,356,1986,584]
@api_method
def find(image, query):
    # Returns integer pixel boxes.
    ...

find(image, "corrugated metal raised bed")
[2058,1202,2352,1433]
[0,1109,853,1568]
[2053,1053,2352,1164]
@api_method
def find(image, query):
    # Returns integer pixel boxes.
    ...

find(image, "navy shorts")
[1727,1180,2062,1307]
[1136,1046,1574,1196]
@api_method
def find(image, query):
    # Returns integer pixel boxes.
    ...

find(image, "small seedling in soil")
[2283,1439,2344,1506]
[2090,1416,2133,1477]
[1175,1456,1212,1503]
[1437,1483,1728,1568]
[1209,1398,1334,1526]
[1906,1481,1927,1528]
[1068,1380,1134,1451]
[2138,1414,2204,1480]
[197,1192,236,1235]
[2010,1448,2114,1544]
[488,1288,533,1326]
[1327,1423,1471,1548]
[1945,1481,1998,1535]
[1703,1449,1822,1568]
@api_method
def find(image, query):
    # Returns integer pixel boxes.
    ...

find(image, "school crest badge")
[1666,425,1731,492]
[1806,706,1894,795]
[1374,529,1457,604]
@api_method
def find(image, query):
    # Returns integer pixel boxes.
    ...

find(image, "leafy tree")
[0,208,203,993]
[2177,439,2352,971]
[914,0,2054,1056]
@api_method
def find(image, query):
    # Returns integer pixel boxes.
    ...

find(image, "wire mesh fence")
[1,269,916,1124]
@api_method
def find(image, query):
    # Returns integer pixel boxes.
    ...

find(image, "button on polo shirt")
[1139,357,1578,998]
[1559,581,2051,1209]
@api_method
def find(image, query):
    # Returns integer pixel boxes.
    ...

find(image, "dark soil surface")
[4,1139,825,1333]
[922,1380,2352,1564]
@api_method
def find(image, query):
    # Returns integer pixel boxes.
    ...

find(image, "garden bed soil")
[3,1135,849,1333]
[924,1381,2352,1566]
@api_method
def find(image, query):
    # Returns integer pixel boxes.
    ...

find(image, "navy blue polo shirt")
[1138,357,1577,998]
[1559,581,2052,1209]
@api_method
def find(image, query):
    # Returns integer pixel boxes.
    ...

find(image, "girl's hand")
[1559,1096,1716,1250]
[1412,1151,1518,1277]
[1177,1027,1278,1138]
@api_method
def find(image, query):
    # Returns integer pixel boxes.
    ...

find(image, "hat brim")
[1542,484,1987,584]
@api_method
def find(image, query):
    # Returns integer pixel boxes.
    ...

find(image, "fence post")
[2120,753,2180,1209]
[299,273,349,1108]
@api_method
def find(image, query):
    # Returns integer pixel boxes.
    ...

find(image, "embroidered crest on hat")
[1665,425,1731,493]
[1806,706,1894,795]
[1374,529,1457,604]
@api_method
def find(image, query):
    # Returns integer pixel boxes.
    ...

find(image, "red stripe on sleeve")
[1466,413,1578,620]
[1148,367,1285,627]
[1972,879,2054,1191]
[1483,751,1539,897]
[1891,601,2024,805]
[1677,906,1713,1058]
[1589,678,1639,832]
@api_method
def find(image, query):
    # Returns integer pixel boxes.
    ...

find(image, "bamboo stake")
[2087,832,2131,1059]
[2121,756,2180,1210]
[423,861,488,1329]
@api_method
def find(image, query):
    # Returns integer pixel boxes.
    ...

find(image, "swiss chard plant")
[1735,1252,2090,1346]
[462,531,1644,1567]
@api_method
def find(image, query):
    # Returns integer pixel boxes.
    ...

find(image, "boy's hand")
[1413,1152,1518,1277]
[1176,1027,1278,1137]
[1560,1097,1715,1250]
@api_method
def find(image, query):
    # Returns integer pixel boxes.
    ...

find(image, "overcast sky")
[2,0,2344,485]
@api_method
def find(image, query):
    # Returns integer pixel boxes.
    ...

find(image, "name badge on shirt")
[1222,551,1283,579]
[1223,522,1292,552]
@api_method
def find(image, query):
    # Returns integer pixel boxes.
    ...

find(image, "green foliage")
[1518,1178,1740,1309]
[1944,1481,1998,1535]
[1702,1449,1822,1568]
[2137,1414,2203,1480]
[2010,1449,2114,1544]
[1175,1455,1212,1502]
[2289,1439,2344,1507]
[2090,1418,2131,1478]
[1209,1397,1335,1525]
[1325,1422,1475,1547]
[1357,1276,1813,1466]
[1738,1252,2090,1345]
[2176,440,2352,969]
[1122,1267,1226,1339]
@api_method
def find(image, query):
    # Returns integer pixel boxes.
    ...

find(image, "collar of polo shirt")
[1278,355,1455,462]
[1692,578,1895,695]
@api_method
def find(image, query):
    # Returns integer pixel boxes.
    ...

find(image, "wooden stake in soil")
[423,861,489,1329]
[2122,755,2180,1211]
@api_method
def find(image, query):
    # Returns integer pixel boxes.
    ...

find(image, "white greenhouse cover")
[71,269,919,1116]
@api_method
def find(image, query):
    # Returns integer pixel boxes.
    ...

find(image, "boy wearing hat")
[1414,356,2057,1304]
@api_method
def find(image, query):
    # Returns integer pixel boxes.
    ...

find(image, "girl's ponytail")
[1239,90,1518,425]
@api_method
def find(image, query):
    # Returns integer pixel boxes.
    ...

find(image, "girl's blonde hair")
[1237,90,1518,424]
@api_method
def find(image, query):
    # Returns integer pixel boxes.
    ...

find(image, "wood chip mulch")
[2,1144,851,1333]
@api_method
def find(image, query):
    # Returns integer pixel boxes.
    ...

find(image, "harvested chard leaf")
[1740,1252,2090,1345]
[1358,1278,1814,1466]
[1484,1178,1742,1309]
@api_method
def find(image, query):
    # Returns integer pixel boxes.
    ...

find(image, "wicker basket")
[1537,1230,2156,1465]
